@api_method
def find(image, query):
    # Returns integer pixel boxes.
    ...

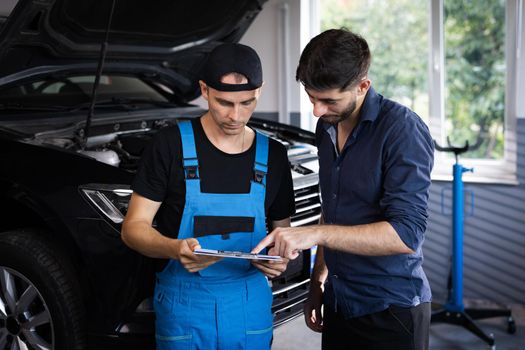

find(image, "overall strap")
[253,131,269,186]
[178,120,199,180]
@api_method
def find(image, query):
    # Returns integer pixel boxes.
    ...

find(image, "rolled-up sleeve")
[381,113,434,251]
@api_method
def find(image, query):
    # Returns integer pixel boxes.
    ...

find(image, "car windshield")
[0,74,172,109]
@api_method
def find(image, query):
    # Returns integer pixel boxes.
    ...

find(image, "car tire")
[0,228,87,350]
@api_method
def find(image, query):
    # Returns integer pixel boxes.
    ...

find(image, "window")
[318,0,520,183]
[0,75,169,106]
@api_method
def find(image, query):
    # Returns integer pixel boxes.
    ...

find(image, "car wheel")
[0,229,87,350]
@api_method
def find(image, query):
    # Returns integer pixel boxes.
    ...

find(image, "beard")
[321,98,357,125]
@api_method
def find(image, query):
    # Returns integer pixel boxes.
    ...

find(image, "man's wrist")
[308,280,324,299]
[171,239,182,260]
[310,279,324,289]
[314,225,326,246]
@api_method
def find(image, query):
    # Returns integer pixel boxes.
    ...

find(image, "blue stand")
[431,140,515,348]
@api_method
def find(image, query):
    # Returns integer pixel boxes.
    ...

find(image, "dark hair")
[296,28,371,91]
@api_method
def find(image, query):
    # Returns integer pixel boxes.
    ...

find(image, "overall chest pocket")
[193,215,255,239]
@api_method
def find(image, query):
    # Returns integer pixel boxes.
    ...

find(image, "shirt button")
[333,274,338,279]
[336,166,340,172]
[332,193,337,199]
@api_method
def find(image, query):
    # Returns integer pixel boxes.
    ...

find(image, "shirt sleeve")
[382,112,434,251]
[131,126,180,202]
[266,140,295,221]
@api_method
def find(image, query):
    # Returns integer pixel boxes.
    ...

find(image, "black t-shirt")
[132,117,295,238]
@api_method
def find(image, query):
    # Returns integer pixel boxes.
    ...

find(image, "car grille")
[291,176,321,227]
[272,161,321,326]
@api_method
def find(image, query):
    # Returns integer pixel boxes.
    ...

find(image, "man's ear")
[199,80,209,101]
[357,78,371,96]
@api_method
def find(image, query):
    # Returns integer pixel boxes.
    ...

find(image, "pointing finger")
[251,233,275,254]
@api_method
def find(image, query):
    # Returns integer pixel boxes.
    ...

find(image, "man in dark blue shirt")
[253,29,434,350]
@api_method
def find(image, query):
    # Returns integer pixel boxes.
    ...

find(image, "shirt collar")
[359,86,381,123]
[322,86,381,134]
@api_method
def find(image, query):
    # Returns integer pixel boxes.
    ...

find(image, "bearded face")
[305,85,364,126]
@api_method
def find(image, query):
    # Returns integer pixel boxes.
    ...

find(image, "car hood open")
[0,0,267,103]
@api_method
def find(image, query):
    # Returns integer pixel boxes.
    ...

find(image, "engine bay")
[14,115,319,177]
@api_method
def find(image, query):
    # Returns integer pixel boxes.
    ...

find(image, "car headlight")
[79,184,132,224]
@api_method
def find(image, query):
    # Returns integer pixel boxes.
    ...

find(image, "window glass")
[320,0,429,122]
[444,0,506,159]
[0,75,168,105]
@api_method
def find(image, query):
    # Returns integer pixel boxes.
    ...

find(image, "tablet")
[193,248,283,261]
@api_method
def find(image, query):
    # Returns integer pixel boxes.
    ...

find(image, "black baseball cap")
[201,43,263,91]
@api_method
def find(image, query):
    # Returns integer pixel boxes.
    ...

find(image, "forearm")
[254,219,413,259]
[317,221,414,255]
[121,220,180,259]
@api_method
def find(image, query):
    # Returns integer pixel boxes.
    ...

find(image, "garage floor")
[273,302,525,350]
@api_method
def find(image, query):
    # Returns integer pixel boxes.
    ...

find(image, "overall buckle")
[253,170,265,184]
[185,166,199,179]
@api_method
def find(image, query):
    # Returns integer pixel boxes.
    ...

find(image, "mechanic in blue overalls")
[122,43,295,349]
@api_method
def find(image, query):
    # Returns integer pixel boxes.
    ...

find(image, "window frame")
[428,0,518,184]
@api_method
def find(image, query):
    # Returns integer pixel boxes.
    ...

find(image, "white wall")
[192,0,303,118]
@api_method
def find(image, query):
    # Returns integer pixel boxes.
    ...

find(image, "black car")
[0,0,321,349]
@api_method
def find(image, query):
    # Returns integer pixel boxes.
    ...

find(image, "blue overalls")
[153,121,273,350]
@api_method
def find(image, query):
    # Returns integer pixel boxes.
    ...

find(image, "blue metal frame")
[445,162,472,312]
[431,139,514,347]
